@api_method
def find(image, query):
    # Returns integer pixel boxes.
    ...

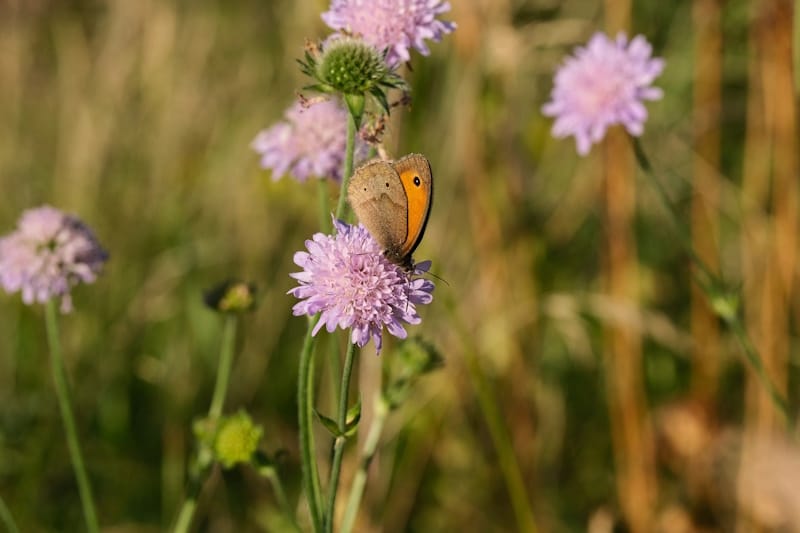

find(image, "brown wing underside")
[347,160,409,254]
[352,194,408,255]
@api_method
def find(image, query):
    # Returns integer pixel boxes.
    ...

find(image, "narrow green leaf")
[314,409,342,437]
[302,83,336,94]
[370,88,390,115]
[344,400,362,437]
[346,398,362,424]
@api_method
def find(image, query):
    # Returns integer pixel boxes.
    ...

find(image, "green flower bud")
[204,279,257,313]
[298,37,408,126]
[214,411,263,469]
[317,38,388,95]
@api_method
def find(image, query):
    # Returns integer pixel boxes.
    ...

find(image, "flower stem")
[318,178,332,233]
[335,111,358,220]
[631,137,792,427]
[725,313,791,424]
[631,138,716,285]
[208,315,237,421]
[0,495,19,533]
[328,337,342,410]
[464,347,538,533]
[260,465,301,532]
[172,488,199,533]
[443,295,537,532]
[172,315,239,533]
[44,300,100,533]
[340,395,388,533]
[299,315,324,532]
[324,341,358,533]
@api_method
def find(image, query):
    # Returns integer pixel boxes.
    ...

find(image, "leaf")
[344,399,362,437]
[314,409,342,437]
[370,88,390,115]
[302,83,336,95]
[346,398,362,424]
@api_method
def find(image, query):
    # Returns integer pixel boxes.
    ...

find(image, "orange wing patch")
[398,168,431,257]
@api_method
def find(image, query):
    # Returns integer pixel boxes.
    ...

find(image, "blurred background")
[1,0,799,531]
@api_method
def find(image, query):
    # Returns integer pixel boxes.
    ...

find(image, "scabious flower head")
[0,205,107,313]
[251,99,368,182]
[321,0,456,67]
[542,32,665,156]
[289,219,434,354]
[298,37,407,123]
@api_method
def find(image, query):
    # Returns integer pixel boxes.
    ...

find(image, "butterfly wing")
[391,153,433,259]
[348,159,409,257]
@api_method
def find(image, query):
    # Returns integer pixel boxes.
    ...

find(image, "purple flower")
[251,99,368,182]
[321,0,456,67]
[289,219,434,353]
[0,205,108,313]
[542,32,665,156]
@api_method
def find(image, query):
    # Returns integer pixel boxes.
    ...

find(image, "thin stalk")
[726,315,791,426]
[208,315,237,420]
[173,315,239,533]
[442,296,537,532]
[262,467,301,533]
[328,337,342,411]
[335,112,358,220]
[44,300,99,533]
[632,137,792,427]
[318,178,332,233]
[324,341,358,533]
[299,315,324,532]
[632,138,716,286]
[463,347,538,533]
[0,495,19,533]
[340,395,388,533]
[172,487,199,533]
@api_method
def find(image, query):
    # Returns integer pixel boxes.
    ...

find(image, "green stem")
[262,466,301,532]
[299,315,324,532]
[173,315,239,533]
[328,338,342,412]
[338,343,358,434]
[172,491,198,533]
[318,178,332,233]
[463,348,538,533]
[340,395,388,533]
[632,137,792,427]
[44,301,100,533]
[324,341,358,533]
[208,315,237,421]
[726,316,791,426]
[335,111,358,221]
[631,138,716,286]
[0,495,19,533]
[172,450,216,533]
[440,294,537,532]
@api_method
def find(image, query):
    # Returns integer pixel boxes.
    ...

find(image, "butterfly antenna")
[419,269,449,286]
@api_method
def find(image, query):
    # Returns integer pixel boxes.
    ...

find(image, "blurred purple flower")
[289,219,434,353]
[251,99,368,182]
[0,205,108,313]
[542,32,665,156]
[321,0,456,66]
